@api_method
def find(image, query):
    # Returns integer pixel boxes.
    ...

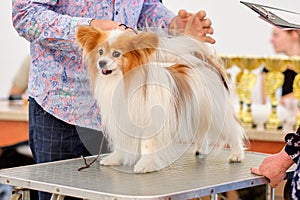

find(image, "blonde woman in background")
[261,27,300,105]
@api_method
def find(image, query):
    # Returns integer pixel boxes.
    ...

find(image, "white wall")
[0,1,29,97]
[1,0,299,100]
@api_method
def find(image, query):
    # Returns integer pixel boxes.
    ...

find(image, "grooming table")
[0,146,295,200]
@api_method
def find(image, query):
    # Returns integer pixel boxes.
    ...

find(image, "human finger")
[194,10,207,21]
[202,18,212,28]
[178,9,191,19]
[269,181,277,188]
[200,35,216,44]
[195,25,214,36]
[193,25,215,44]
[250,167,262,175]
[203,26,214,35]
[90,19,121,31]
[250,167,278,188]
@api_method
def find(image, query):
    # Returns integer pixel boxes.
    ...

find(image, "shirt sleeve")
[137,0,175,30]
[284,132,300,163]
[12,0,92,51]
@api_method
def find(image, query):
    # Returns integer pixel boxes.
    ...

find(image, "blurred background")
[1,1,300,199]
[1,0,300,100]
[0,1,30,97]
[163,0,300,105]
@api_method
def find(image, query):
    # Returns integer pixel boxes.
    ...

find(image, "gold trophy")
[264,57,289,130]
[235,69,246,120]
[235,56,264,128]
[291,57,300,129]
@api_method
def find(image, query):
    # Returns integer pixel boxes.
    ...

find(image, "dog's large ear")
[128,32,159,55]
[76,26,108,53]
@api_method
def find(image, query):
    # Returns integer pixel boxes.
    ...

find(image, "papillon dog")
[76,26,246,173]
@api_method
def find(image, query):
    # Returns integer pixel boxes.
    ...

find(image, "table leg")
[50,194,65,200]
[266,184,275,200]
[270,187,275,200]
[210,194,218,200]
[11,187,30,200]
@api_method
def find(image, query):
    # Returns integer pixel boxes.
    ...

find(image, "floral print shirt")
[12,0,175,130]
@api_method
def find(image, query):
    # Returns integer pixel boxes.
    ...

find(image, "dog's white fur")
[76,26,246,173]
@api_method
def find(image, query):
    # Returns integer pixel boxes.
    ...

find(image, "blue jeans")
[28,97,108,200]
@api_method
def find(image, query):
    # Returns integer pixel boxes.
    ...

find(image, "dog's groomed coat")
[76,26,246,173]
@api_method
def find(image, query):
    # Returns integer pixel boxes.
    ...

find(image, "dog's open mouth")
[102,69,113,75]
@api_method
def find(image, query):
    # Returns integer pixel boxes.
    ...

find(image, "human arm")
[250,149,294,188]
[12,0,93,51]
[250,129,300,188]
[137,0,176,30]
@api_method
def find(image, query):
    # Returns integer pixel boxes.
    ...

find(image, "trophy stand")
[235,56,263,129]
[264,57,288,130]
[240,71,257,128]
[235,70,245,120]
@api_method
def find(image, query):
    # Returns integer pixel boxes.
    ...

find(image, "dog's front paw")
[133,157,158,173]
[100,153,123,166]
[228,153,244,163]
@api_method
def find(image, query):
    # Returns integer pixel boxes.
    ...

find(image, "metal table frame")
[0,147,294,200]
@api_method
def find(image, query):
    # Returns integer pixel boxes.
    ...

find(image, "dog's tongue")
[102,69,112,75]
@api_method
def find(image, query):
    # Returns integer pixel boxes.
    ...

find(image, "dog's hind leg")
[222,117,246,163]
[227,134,245,163]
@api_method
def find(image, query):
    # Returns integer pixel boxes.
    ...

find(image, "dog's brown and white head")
[76,26,159,91]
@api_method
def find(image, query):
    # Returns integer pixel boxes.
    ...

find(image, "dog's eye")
[112,51,121,58]
[99,49,104,55]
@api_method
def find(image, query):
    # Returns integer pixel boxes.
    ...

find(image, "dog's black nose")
[98,60,107,68]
